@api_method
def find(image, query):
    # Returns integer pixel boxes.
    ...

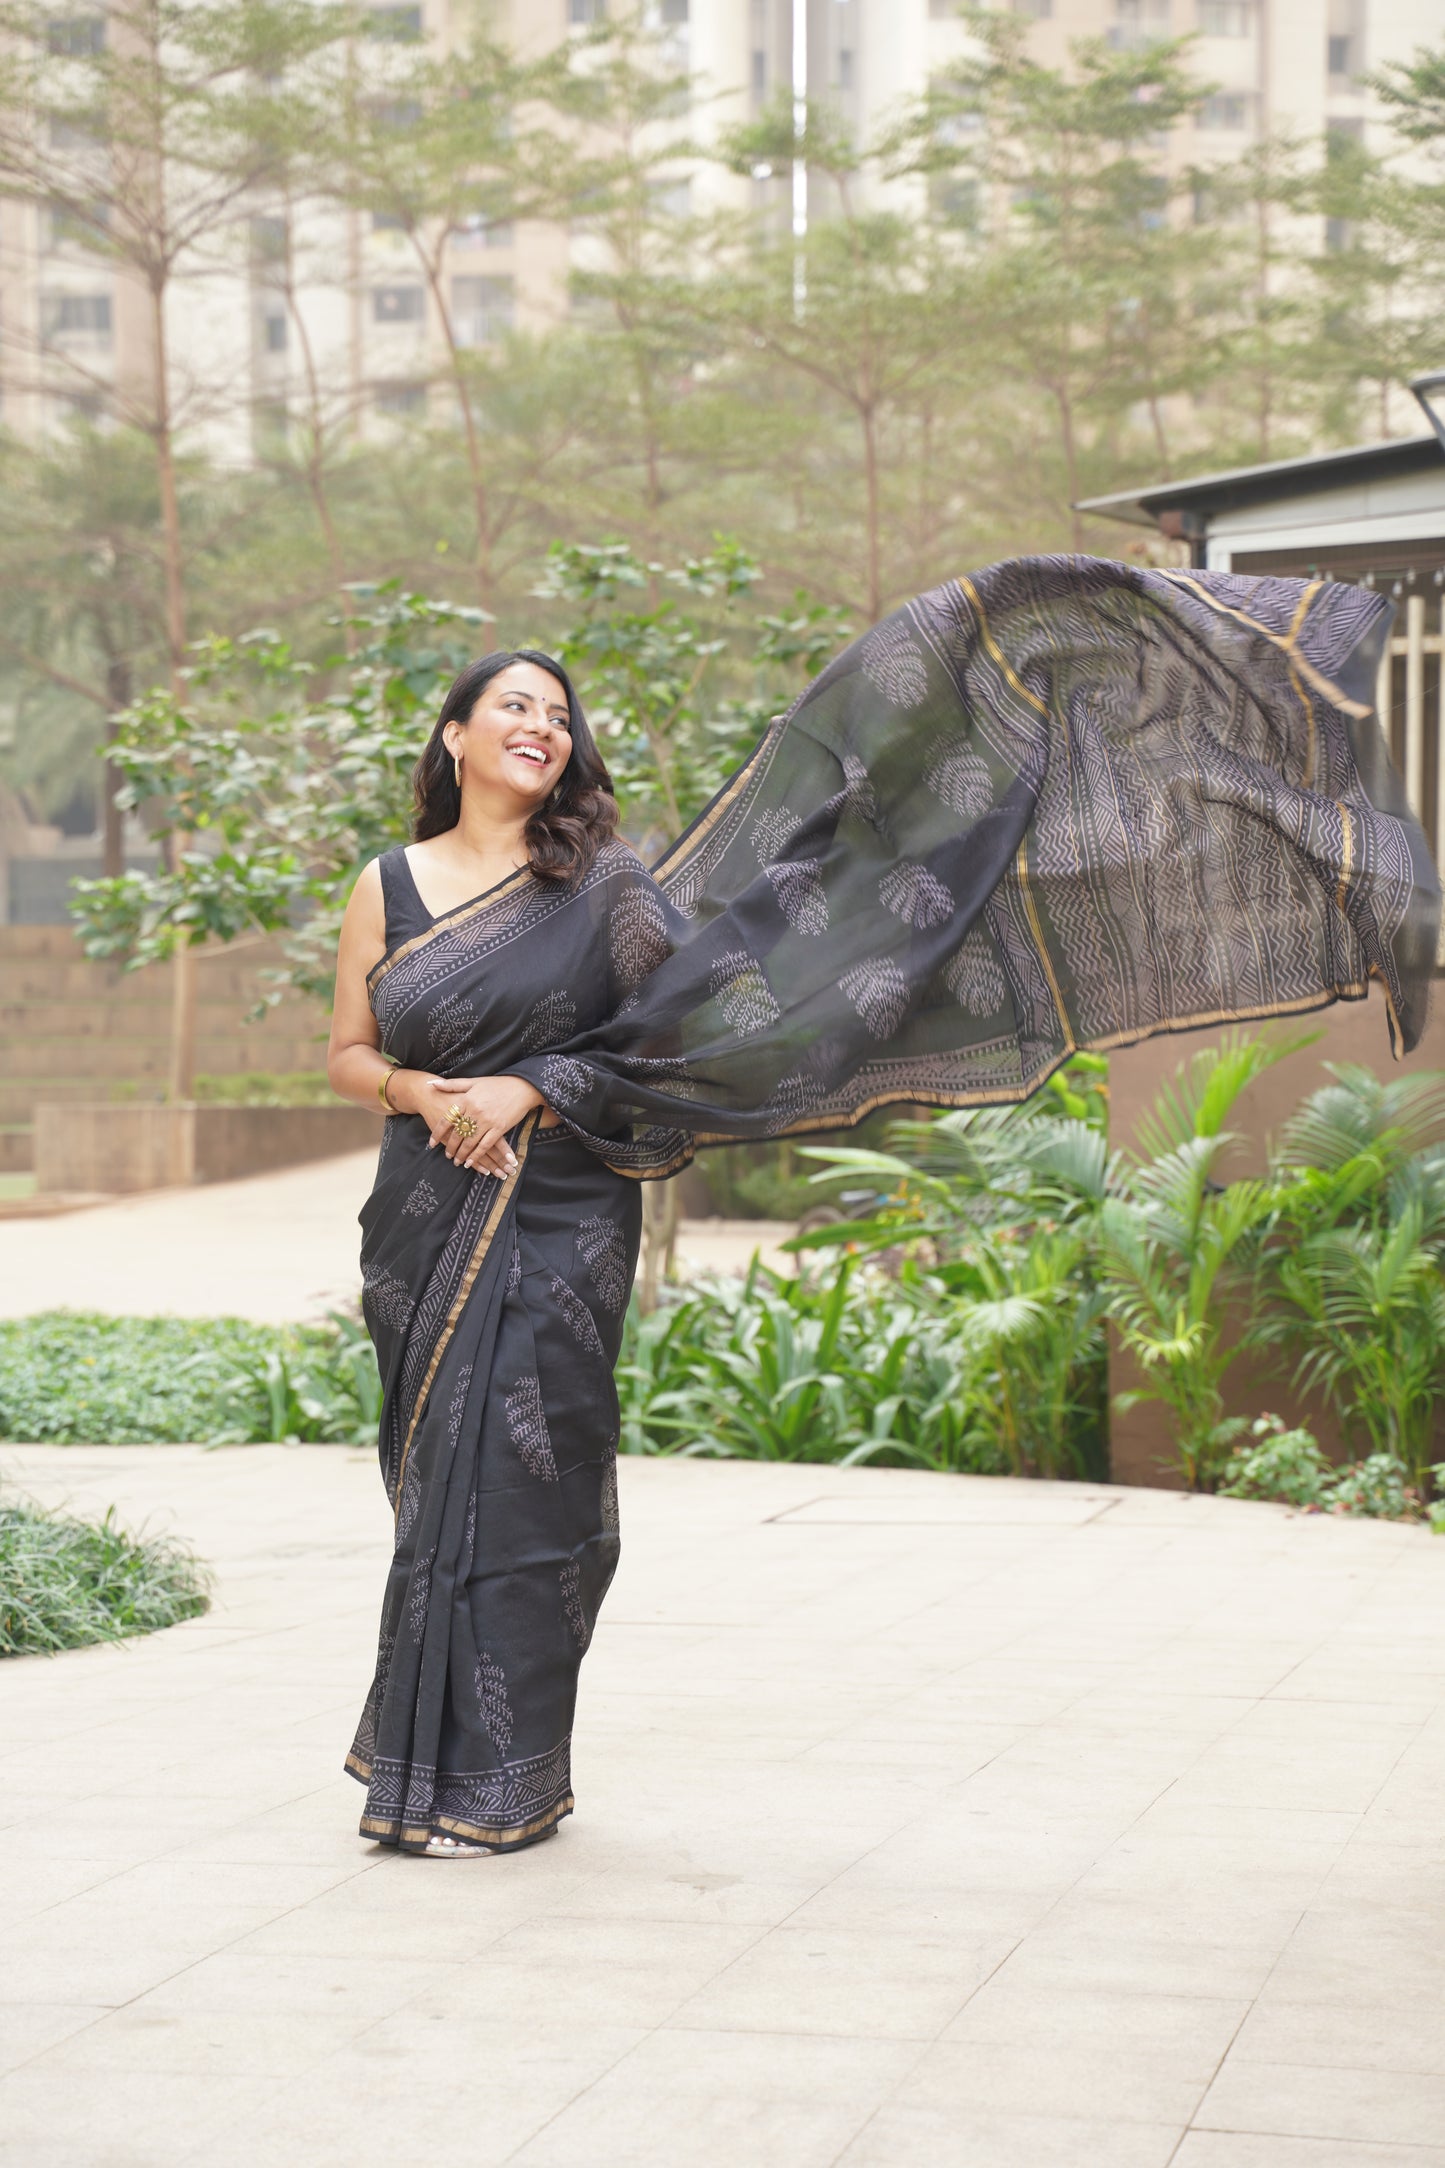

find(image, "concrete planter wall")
[34,1102,383,1195]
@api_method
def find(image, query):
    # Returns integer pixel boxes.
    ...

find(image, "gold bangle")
[378,1065,400,1112]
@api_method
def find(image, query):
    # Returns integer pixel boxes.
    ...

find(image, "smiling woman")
[324,564,1439,1864]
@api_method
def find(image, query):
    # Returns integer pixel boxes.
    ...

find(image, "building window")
[929,0,961,15]
[366,4,422,38]
[1108,0,1170,43]
[1012,0,1054,19]
[454,214,513,249]
[1198,0,1249,30]
[372,285,425,324]
[253,400,289,454]
[44,201,108,251]
[452,274,514,346]
[371,99,422,132]
[647,177,691,219]
[41,290,112,339]
[570,0,606,22]
[371,210,406,233]
[48,114,104,150]
[375,379,427,415]
[45,14,104,55]
[1197,91,1251,129]
[751,47,766,93]
[250,215,287,264]
[932,176,979,225]
[263,311,287,353]
[1327,33,1352,75]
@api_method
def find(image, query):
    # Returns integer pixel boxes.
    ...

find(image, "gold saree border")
[1162,571,1376,722]
[955,573,1051,720]
[356,1796,574,1850]
[391,1105,541,1523]
[366,865,535,998]
[602,977,1373,1179]
[650,721,780,884]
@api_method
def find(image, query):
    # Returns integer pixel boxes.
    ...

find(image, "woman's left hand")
[421,1074,546,1176]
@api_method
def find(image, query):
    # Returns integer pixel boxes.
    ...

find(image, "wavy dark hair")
[412,648,619,884]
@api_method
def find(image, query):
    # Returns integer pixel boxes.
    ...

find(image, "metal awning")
[1076,434,1443,531]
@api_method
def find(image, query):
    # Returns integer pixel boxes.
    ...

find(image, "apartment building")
[825,0,1441,194]
[0,0,1435,461]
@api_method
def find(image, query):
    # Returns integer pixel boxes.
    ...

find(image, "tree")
[891,13,1214,544]
[68,544,845,1000]
[707,94,979,622]
[307,18,577,616]
[0,0,348,1094]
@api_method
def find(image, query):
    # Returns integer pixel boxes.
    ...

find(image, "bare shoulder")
[339,857,386,951]
[348,857,385,914]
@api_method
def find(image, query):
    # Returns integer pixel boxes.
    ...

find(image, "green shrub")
[1218,1415,1333,1506]
[0,1490,210,1655]
[1324,1453,1422,1521]
[192,1071,334,1106]
[0,1311,380,1446]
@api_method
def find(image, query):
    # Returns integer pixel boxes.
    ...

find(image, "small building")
[1079,432,1445,873]
[1080,430,1445,1486]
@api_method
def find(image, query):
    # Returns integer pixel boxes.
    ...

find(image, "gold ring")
[447,1106,479,1143]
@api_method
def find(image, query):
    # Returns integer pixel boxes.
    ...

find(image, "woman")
[329,557,1439,1858]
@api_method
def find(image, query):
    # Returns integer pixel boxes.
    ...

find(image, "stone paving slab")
[0,1151,791,1321]
[1,1444,1442,2166]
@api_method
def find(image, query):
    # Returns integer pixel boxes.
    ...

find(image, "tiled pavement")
[2,1444,1443,2167]
[0,1149,791,1322]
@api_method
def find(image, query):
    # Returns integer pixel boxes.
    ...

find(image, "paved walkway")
[2,1445,1442,2167]
[0,1153,792,1321]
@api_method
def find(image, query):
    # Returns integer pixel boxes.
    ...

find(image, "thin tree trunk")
[1148,392,1170,478]
[149,274,197,1103]
[860,397,881,623]
[1255,187,1272,461]
[638,1178,680,1314]
[102,652,132,879]
[422,251,491,614]
[1055,381,1084,552]
[285,264,354,646]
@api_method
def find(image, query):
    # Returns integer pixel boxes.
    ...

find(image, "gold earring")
[453,751,463,790]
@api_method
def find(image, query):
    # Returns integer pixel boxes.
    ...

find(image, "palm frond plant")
[787,1056,1113,1479]
[1097,1031,1305,1489]
[1265,1205,1445,1487]
[1250,1064,1445,1494]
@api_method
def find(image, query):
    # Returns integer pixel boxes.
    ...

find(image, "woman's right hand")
[388,1070,517,1178]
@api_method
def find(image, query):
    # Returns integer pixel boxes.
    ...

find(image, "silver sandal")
[423,1833,495,1858]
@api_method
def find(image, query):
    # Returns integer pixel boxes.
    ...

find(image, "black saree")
[347,556,1439,1851]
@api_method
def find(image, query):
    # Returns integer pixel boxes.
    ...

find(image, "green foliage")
[1251,1064,1445,1490]
[775,1056,1110,1480]
[191,1071,334,1106]
[68,551,843,999]
[1217,1414,1334,1507]
[0,1312,380,1447]
[537,538,848,836]
[0,1489,210,1656]
[69,587,489,1000]
[617,1257,1015,1476]
[1217,1415,1434,1523]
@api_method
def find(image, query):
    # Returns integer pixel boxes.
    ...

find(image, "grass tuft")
[0,1491,211,1656]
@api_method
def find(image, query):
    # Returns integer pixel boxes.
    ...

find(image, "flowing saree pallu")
[349,556,1439,1851]
[506,558,1438,1168]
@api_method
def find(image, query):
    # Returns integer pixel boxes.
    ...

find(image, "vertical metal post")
[1404,593,1426,820]
[1375,630,1392,740]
